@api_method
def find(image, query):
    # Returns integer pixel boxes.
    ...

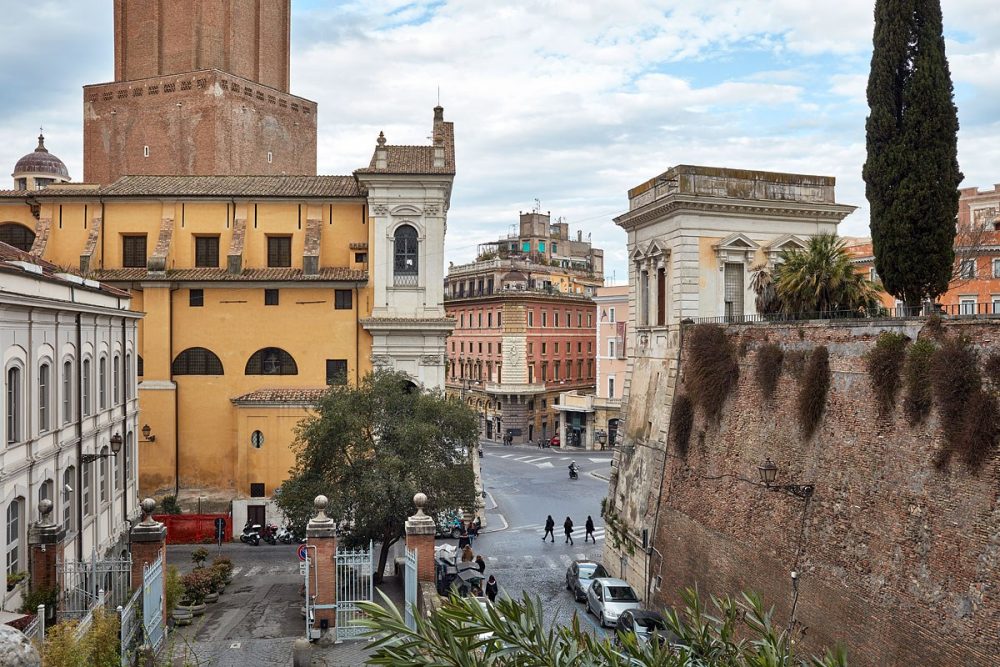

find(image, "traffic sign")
[297,544,308,561]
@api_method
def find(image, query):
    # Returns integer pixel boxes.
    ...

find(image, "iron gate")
[335,541,374,641]
[119,588,142,667]
[57,549,131,619]
[404,547,418,631]
[142,554,165,652]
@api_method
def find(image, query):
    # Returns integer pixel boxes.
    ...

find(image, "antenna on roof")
[437,85,440,106]
[533,198,541,214]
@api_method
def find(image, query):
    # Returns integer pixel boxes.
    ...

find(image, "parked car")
[565,560,609,602]
[614,609,670,646]
[585,578,641,628]
[549,435,561,447]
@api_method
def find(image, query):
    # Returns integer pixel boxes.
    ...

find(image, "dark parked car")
[565,560,609,602]
[614,609,670,646]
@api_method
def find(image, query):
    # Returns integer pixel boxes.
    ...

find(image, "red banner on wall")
[153,513,230,544]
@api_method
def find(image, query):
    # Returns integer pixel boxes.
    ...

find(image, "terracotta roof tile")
[231,388,328,404]
[88,267,367,282]
[0,241,129,297]
[0,176,365,199]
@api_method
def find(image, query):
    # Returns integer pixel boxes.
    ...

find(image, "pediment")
[390,204,422,217]
[715,233,759,251]
[767,234,806,252]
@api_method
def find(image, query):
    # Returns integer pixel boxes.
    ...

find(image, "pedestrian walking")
[458,529,470,550]
[475,554,486,573]
[585,515,596,543]
[466,520,477,546]
[485,575,499,603]
[564,516,574,545]
[542,515,555,542]
[461,545,475,562]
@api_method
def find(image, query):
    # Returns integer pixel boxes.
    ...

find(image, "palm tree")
[750,262,781,315]
[775,234,881,316]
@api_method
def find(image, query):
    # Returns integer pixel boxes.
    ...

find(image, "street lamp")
[141,424,156,442]
[82,432,122,464]
[757,457,814,500]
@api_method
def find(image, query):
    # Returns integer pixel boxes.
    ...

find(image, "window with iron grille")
[264,289,279,306]
[172,348,224,375]
[355,252,367,263]
[335,290,353,310]
[250,483,265,498]
[267,236,292,267]
[189,289,204,307]
[723,263,744,318]
[326,359,348,385]
[393,225,419,282]
[245,348,297,375]
[122,235,147,268]
[195,236,220,267]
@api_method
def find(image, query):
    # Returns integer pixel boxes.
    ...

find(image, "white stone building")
[359,106,456,390]
[604,165,855,598]
[0,242,141,612]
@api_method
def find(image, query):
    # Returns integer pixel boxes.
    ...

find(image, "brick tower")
[83,0,317,184]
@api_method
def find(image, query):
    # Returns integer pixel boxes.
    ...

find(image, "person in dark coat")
[564,516,574,545]
[542,515,555,542]
[458,529,470,550]
[585,515,596,543]
[485,575,499,602]
[475,555,486,573]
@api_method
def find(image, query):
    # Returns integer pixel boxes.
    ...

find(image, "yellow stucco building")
[0,113,457,523]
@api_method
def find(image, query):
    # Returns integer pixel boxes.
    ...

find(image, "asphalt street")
[468,441,614,636]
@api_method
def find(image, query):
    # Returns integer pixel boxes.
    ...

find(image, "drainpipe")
[120,315,128,531]
[354,284,360,384]
[75,309,84,561]
[171,286,179,498]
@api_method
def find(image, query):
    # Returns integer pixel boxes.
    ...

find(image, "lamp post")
[81,432,122,464]
[757,458,813,499]
[140,424,156,442]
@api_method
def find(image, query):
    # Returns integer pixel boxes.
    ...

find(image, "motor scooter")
[569,465,579,480]
[240,520,261,546]
[261,522,279,545]
[276,524,295,544]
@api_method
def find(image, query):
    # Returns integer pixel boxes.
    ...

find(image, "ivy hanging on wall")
[797,346,830,437]
[754,343,784,400]
[670,393,695,455]
[686,324,739,423]
[866,331,909,415]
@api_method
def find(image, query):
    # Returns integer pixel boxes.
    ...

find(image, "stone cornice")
[615,195,857,231]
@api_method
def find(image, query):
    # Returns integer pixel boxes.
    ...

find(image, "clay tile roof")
[0,241,128,297]
[87,267,368,282]
[231,388,328,404]
[357,146,451,175]
[98,175,365,198]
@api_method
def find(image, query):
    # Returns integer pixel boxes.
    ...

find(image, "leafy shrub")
[866,332,909,415]
[180,568,214,604]
[211,556,234,583]
[903,339,936,423]
[798,346,830,437]
[165,565,184,612]
[42,607,120,667]
[931,336,997,468]
[686,324,739,422]
[160,495,182,515]
[20,585,58,615]
[754,343,784,400]
[191,547,209,567]
[670,394,695,455]
[784,349,809,379]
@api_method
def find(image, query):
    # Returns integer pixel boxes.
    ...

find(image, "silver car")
[585,577,641,628]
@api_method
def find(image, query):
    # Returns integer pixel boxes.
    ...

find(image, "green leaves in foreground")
[357,589,848,666]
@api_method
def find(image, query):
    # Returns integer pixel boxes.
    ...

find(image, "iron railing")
[690,302,1000,325]
[335,541,374,641]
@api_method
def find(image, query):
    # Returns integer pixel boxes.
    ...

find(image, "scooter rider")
[568,461,579,479]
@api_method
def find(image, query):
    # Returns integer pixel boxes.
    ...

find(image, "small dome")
[13,133,70,179]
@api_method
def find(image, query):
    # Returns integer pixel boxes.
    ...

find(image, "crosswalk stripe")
[245,565,261,577]
[487,556,498,563]
[588,457,607,463]
[523,457,549,464]
[231,566,243,577]
[500,454,514,458]
[576,553,586,560]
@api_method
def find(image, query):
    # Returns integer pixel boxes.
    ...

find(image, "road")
[469,441,614,636]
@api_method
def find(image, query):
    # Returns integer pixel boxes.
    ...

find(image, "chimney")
[375,131,388,169]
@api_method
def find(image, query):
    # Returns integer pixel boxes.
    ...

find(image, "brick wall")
[648,319,999,666]
[83,70,316,184]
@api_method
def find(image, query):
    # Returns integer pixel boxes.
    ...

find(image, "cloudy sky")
[1,1,998,283]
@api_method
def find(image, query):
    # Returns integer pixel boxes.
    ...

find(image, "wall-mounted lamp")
[141,424,156,443]
[757,458,814,499]
[82,432,122,464]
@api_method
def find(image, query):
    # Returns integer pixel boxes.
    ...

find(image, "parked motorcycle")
[276,524,295,544]
[240,520,261,546]
[261,522,279,545]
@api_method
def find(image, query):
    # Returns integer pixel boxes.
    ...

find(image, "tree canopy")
[275,370,479,582]
[359,589,848,666]
[863,0,962,308]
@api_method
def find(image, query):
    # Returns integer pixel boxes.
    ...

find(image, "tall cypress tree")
[863,0,962,309]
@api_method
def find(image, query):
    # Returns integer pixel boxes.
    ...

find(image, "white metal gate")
[142,555,165,652]
[335,541,374,641]
[57,549,131,619]
[119,588,142,667]
[404,547,418,631]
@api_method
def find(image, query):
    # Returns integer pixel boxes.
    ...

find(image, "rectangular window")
[355,252,368,263]
[62,361,72,424]
[538,241,546,252]
[460,342,465,353]
[478,342,483,354]
[577,342,582,353]
[588,341,592,353]
[6,368,20,443]
[541,343,547,355]
[264,289,279,306]
[587,312,592,327]
[609,307,616,323]
[577,312,582,327]
[528,365,535,383]
[39,364,49,432]
[527,311,534,327]
[98,358,107,410]
[657,267,666,326]
[460,314,465,328]
[608,376,616,398]
[641,270,650,324]
[723,263,745,318]
[554,361,560,381]
[992,295,1000,314]
[267,236,292,267]
[6,501,19,575]
[554,342,559,353]
[541,362,548,381]
[993,259,1000,279]
[488,313,493,327]
[959,296,977,315]
[122,235,147,268]
[528,342,533,355]
[189,289,204,307]
[195,236,220,267]
[82,359,91,416]
[588,359,593,377]
[113,357,120,404]
[577,360,582,378]
[609,339,616,358]
[335,289,353,310]
[522,241,530,253]
[83,465,92,515]
[542,312,548,327]
[554,312,560,327]
[488,342,492,354]
[326,359,348,385]
[497,312,502,327]
[498,343,502,354]
[959,259,976,279]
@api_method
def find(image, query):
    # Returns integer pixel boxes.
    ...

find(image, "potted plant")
[6,571,27,592]
[211,557,233,592]
[165,566,192,626]
[191,547,210,569]
[178,569,213,616]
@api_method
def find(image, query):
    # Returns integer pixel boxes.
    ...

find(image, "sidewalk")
[308,575,404,666]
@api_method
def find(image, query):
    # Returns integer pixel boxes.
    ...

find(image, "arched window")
[6,498,23,574]
[82,358,91,415]
[62,360,73,424]
[38,362,50,432]
[0,223,35,252]
[245,348,297,375]
[6,366,21,444]
[113,355,120,404]
[124,354,132,399]
[171,348,224,375]
[393,225,418,285]
[98,357,107,409]
[63,467,75,533]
